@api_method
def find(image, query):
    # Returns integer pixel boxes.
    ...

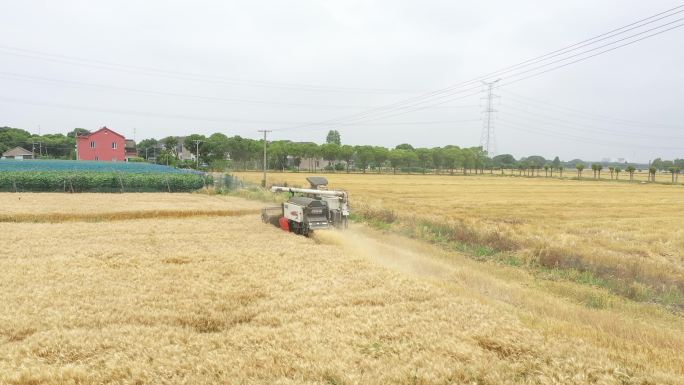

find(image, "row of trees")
[574,163,681,182]
[136,134,494,174]
[2,127,682,181]
[135,130,682,180]
[0,127,90,159]
[650,158,684,171]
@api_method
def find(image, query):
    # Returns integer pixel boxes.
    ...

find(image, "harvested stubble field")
[236,172,684,306]
[1,193,683,384]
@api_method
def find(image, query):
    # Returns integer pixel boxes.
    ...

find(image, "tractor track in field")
[0,208,259,223]
[313,224,458,280]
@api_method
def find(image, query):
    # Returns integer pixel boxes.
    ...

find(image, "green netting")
[0,159,198,174]
[0,172,212,192]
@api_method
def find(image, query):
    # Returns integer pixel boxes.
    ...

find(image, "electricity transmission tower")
[480,79,500,157]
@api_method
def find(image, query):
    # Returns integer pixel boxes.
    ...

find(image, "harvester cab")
[261,176,350,236]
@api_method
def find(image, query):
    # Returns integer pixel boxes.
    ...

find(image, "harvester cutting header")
[261,176,350,236]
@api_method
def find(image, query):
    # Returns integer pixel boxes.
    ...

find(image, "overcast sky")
[1,0,682,162]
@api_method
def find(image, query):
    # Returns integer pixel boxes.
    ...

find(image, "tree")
[591,163,603,179]
[444,147,464,175]
[614,167,621,180]
[552,156,561,170]
[648,166,657,182]
[157,149,176,166]
[268,141,291,171]
[162,137,179,159]
[431,147,445,174]
[137,138,158,160]
[403,150,419,173]
[205,133,230,163]
[492,154,516,173]
[0,127,32,154]
[626,165,636,181]
[395,143,415,151]
[338,145,354,173]
[469,147,488,174]
[388,149,406,174]
[651,158,664,171]
[373,147,389,173]
[33,133,75,159]
[299,143,319,172]
[354,145,375,173]
[320,143,340,171]
[415,148,432,174]
[669,167,680,183]
[543,164,550,177]
[226,136,252,170]
[462,148,475,174]
[67,128,90,138]
[184,134,207,164]
[558,166,564,178]
[576,163,585,178]
[325,130,341,145]
[608,166,615,180]
[675,159,684,169]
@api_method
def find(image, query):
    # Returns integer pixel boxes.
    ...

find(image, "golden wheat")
[0,193,682,384]
[236,172,684,297]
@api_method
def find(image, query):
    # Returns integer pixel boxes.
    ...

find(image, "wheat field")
[0,192,683,384]
[236,172,684,304]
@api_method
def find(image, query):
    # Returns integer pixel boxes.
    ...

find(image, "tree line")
[135,130,682,180]
[0,127,90,158]
[2,127,682,180]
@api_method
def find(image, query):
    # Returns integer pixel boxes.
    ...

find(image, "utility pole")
[480,79,500,157]
[193,140,203,169]
[38,125,41,158]
[257,130,272,187]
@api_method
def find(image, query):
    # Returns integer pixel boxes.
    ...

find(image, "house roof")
[125,139,136,148]
[77,126,126,140]
[2,146,33,157]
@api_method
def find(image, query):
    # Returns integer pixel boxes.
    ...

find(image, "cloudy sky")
[1,0,682,162]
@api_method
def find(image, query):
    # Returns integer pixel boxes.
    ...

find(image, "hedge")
[0,172,212,192]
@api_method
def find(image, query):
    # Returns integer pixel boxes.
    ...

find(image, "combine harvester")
[261,176,350,236]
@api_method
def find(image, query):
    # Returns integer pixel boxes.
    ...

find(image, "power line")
[499,89,681,129]
[497,107,684,140]
[272,5,684,132]
[0,96,479,128]
[0,45,417,94]
[497,120,683,151]
[2,4,682,139]
[275,87,484,132]
[490,7,684,77]
[498,19,684,88]
[0,71,478,110]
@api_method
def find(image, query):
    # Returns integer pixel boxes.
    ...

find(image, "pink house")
[76,127,127,161]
